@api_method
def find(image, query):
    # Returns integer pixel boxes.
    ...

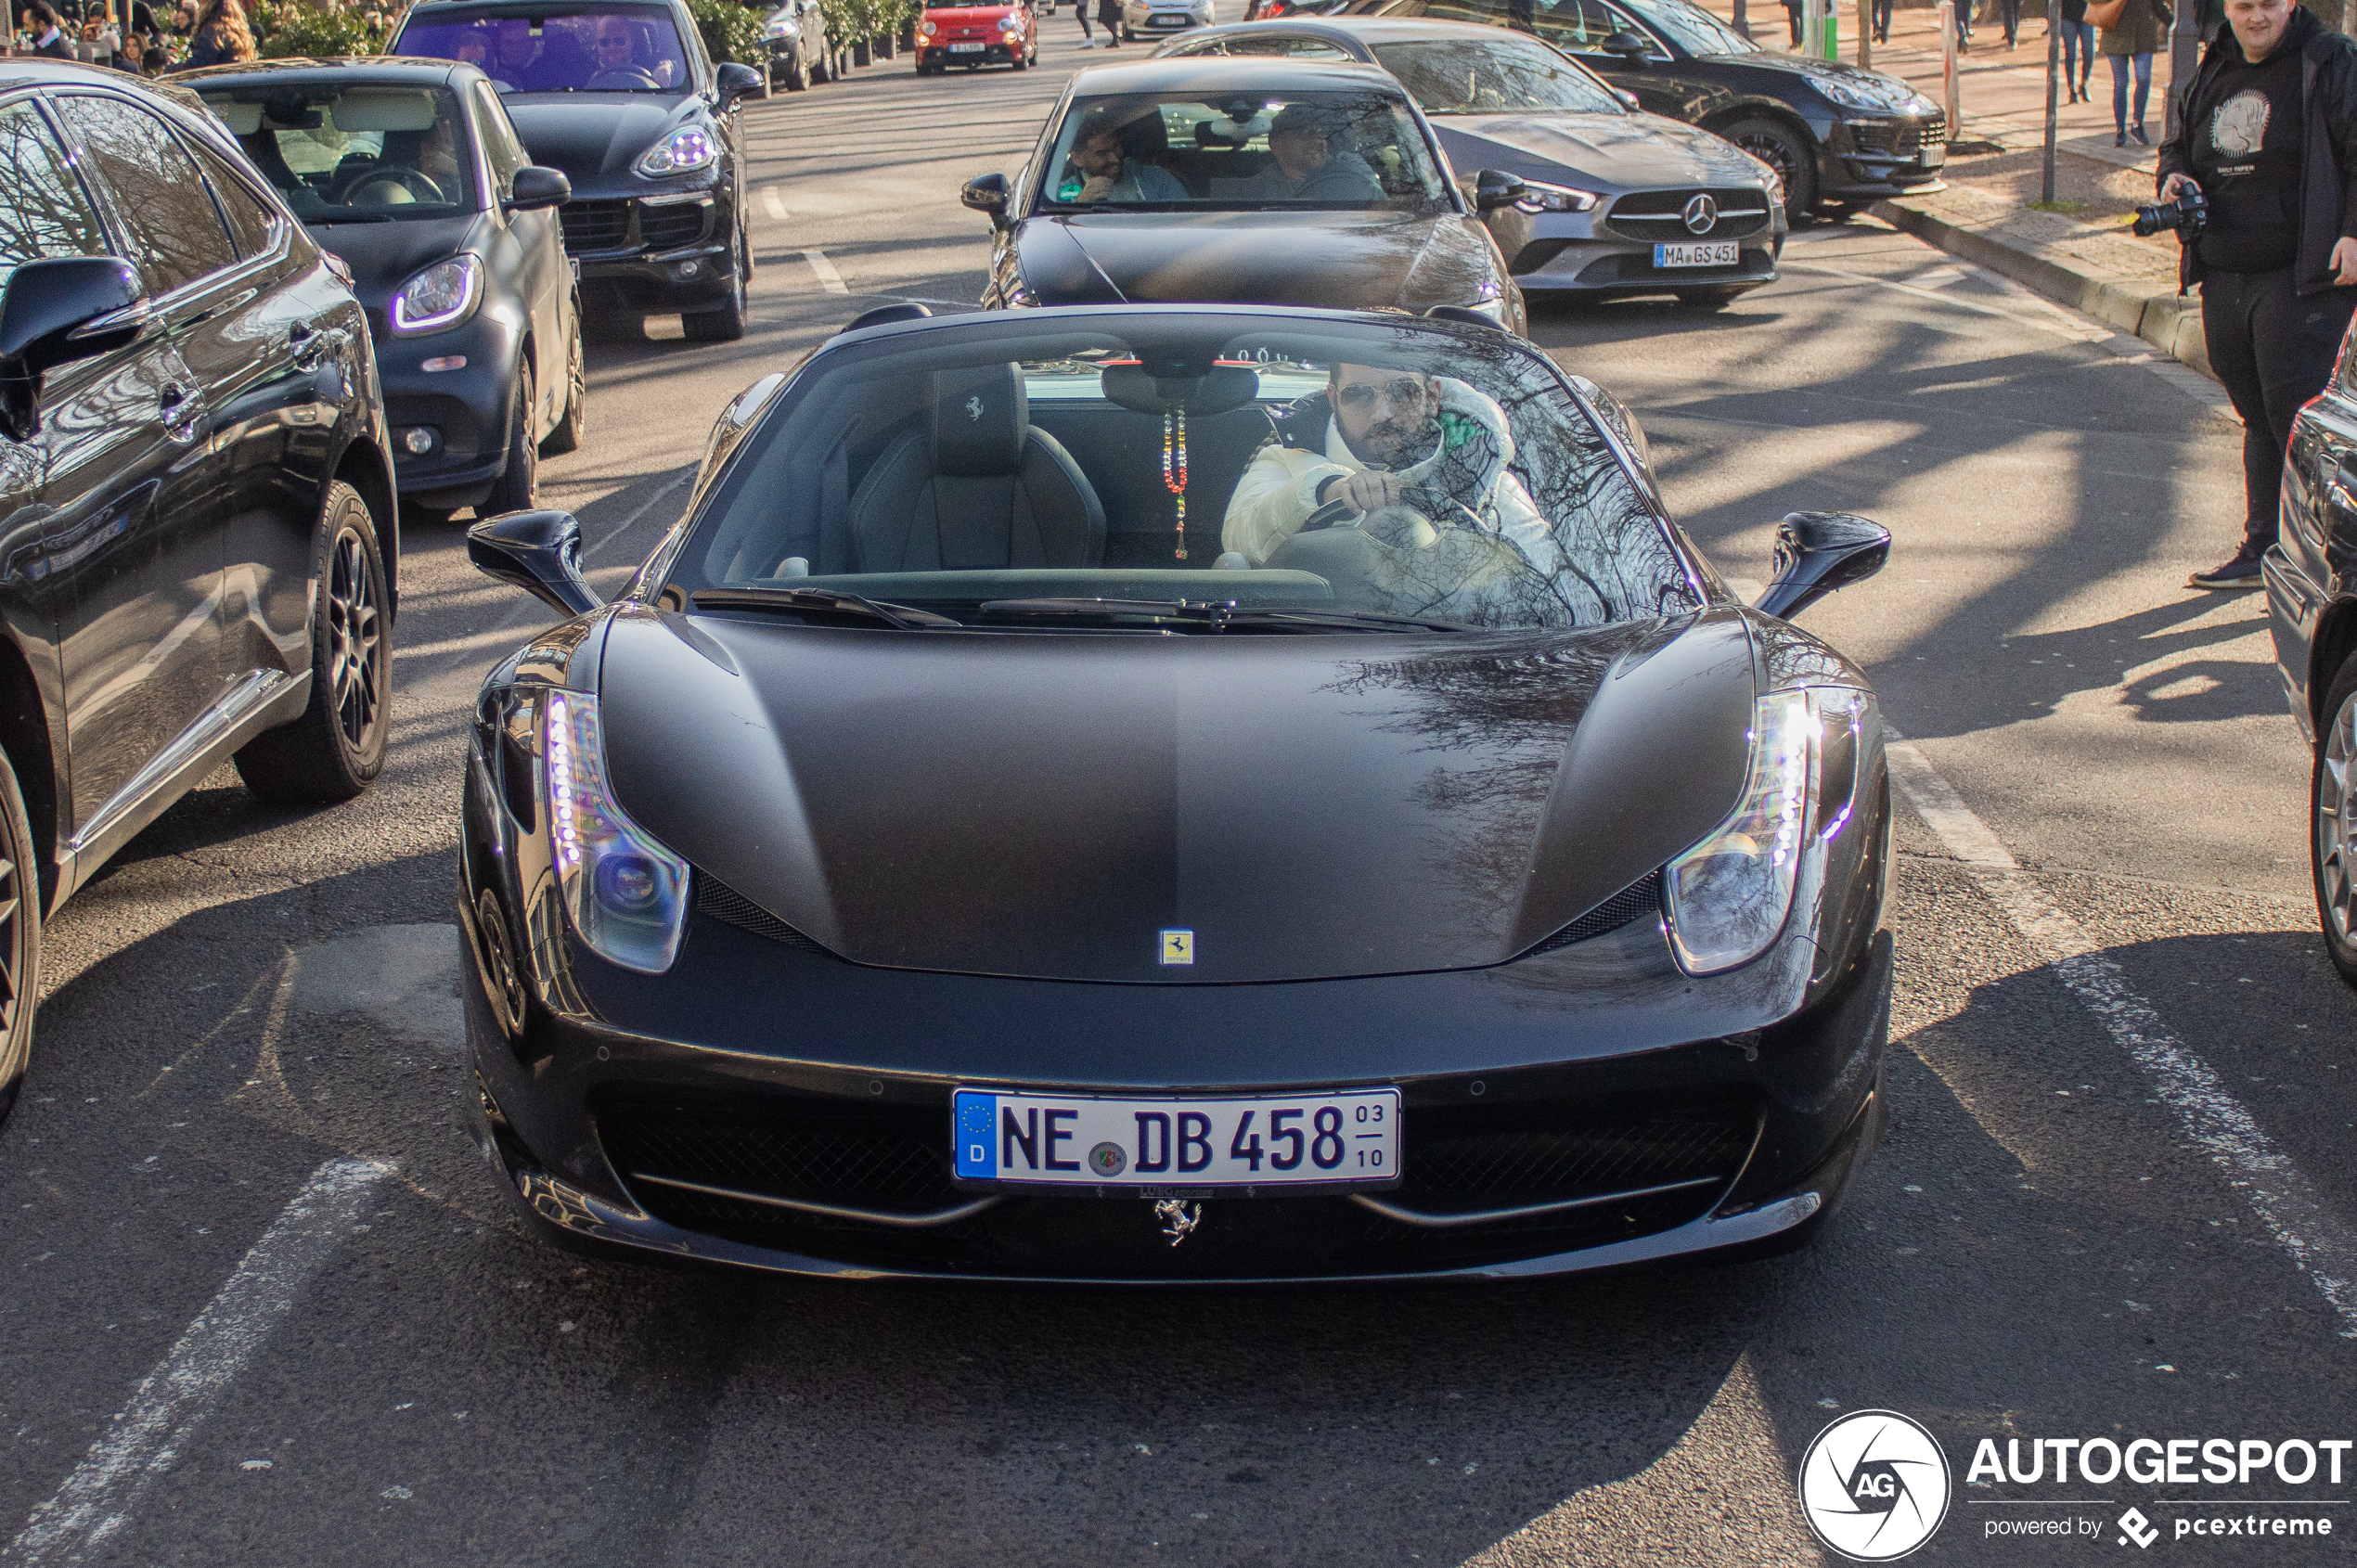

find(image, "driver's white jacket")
[1219,418,1558,570]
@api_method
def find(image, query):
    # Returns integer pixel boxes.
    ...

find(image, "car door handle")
[289,320,328,369]
[159,382,202,443]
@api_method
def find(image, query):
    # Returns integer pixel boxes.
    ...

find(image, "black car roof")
[1065,56,1410,95]
[827,300,1513,351]
[174,56,480,90]
[1162,16,1540,47]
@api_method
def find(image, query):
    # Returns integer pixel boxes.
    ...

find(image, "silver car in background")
[1121,0,1217,42]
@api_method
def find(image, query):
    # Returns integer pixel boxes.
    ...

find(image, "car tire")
[2312,653,2357,986]
[482,366,538,515]
[684,228,750,342]
[0,740,42,1132]
[232,482,391,805]
[1723,116,1816,217]
[784,51,808,88]
[541,304,586,456]
[1676,286,1745,309]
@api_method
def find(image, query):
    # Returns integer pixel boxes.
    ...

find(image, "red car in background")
[915,0,1037,71]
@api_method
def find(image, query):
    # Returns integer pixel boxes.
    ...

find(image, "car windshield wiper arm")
[974,598,1475,633]
[690,586,962,630]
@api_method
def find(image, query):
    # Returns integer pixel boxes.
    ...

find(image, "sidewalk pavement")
[1704,1,2218,381]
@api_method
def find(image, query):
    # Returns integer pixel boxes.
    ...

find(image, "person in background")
[184,0,253,66]
[2100,0,2170,146]
[1872,0,1892,45]
[21,0,72,55]
[1075,0,1093,45]
[1995,0,2020,46]
[1781,0,1801,46]
[1095,0,1119,46]
[2058,0,2093,100]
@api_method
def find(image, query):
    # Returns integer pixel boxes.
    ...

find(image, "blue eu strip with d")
[954,1091,997,1178]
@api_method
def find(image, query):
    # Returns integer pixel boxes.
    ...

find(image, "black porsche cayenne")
[393,0,766,341]
[457,303,1895,1283]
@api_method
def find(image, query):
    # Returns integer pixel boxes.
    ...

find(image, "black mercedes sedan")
[455,302,1896,1283]
[187,58,583,523]
[1355,0,1943,216]
[0,62,396,1123]
[1157,19,1784,303]
[391,0,766,341]
[964,58,1528,330]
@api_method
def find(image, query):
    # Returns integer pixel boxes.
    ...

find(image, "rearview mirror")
[715,60,765,108]
[0,255,143,438]
[1601,29,1653,60]
[467,508,601,616]
[1753,511,1889,621]
[506,164,571,212]
[962,172,1011,226]
[1473,169,1526,210]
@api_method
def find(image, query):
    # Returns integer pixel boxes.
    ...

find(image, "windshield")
[392,8,693,92]
[1372,36,1621,114]
[664,317,1695,633]
[1612,0,1757,54]
[200,86,479,222]
[1037,91,1448,210]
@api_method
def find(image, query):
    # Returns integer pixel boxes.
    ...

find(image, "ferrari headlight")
[636,127,716,178]
[1514,179,1601,213]
[1664,689,1823,975]
[390,254,483,334]
[544,690,689,973]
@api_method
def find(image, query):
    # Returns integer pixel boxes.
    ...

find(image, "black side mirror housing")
[506,164,571,211]
[1614,88,1641,110]
[1473,169,1527,210]
[1753,511,1890,621]
[962,172,1011,227]
[0,255,143,438]
[1602,29,1652,60]
[467,508,601,616]
[715,60,765,108]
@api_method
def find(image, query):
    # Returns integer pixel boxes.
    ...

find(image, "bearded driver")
[1221,362,1556,569]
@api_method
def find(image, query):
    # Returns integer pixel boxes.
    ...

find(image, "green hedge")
[251,0,388,58]
[688,0,767,65]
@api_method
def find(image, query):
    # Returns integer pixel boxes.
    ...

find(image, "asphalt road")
[6,37,2356,1567]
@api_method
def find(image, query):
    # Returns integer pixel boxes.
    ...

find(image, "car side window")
[54,95,239,297]
[1410,0,1514,27]
[474,82,527,204]
[1534,0,1619,47]
[183,137,283,258]
[0,99,109,290]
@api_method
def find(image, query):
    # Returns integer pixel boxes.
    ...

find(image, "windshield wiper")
[313,212,394,224]
[974,598,1475,634]
[691,586,962,630]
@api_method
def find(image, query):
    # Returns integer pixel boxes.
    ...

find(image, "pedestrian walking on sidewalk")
[1996,0,2020,46]
[1097,0,1121,45]
[1873,0,1891,44]
[1075,0,1095,44]
[2158,0,2357,588]
[2059,0,2095,99]
[2100,0,2170,145]
[1783,0,1803,46]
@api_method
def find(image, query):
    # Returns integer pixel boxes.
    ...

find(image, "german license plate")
[949,40,984,50]
[1922,140,1947,167]
[953,1086,1399,1190]
[1147,13,1185,23]
[1655,240,1739,267]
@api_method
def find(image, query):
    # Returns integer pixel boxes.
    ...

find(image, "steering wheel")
[340,168,447,205]
[1296,497,1359,533]
[586,66,660,88]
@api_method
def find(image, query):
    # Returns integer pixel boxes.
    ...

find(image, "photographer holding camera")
[2157,0,2357,588]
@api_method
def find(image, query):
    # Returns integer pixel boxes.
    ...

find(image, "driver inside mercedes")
[1221,361,1557,570]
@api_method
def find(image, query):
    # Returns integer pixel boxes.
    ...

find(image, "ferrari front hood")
[599,608,1756,983]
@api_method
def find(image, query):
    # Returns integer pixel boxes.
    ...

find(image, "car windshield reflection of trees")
[393,13,692,92]
[1036,92,1451,212]
[672,323,1697,634]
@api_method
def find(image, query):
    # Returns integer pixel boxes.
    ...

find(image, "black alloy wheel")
[0,742,42,1131]
[233,482,391,803]
[685,226,750,342]
[472,887,528,1036]
[784,47,809,88]
[2312,652,2357,987]
[1723,116,1815,217]
[542,302,586,456]
[483,365,538,514]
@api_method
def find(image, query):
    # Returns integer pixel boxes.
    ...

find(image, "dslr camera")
[2133,187,2208,239]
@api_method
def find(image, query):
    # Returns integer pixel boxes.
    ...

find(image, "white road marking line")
[1885,732,2357,1337]
[801,248,849,294]
[9,1158,397,1563]
[761,186,789,221]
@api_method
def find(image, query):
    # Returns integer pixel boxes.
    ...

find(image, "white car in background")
[1121,0,1214,40]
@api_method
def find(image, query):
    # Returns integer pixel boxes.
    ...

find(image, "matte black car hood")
[1017,209,1501,311]
[1430,111,1767,189]
[599,608,1758,983]
[500,92,694,180]
[306,211,484,307]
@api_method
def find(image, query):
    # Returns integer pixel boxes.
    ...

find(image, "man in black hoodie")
[2157,0,2357,588]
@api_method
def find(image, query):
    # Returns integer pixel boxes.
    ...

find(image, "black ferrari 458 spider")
[458,301,1895,1283]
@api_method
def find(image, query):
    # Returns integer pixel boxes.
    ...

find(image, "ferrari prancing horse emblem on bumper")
[1159,928,1193,966]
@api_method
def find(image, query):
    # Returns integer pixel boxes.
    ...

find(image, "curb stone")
[1866,195,2214,382]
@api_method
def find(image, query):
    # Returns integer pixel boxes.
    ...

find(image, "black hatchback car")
[0,62,397,1122]
[391,0,766,341]
[1358,0,1944,216]
[187,58,583,523]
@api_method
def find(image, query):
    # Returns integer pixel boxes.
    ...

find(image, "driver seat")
[846,365,1105,572]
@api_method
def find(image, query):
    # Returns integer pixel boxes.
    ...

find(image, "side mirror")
[1614,88,1641,110]
[467,508,601,616]
[1601,30,1652,60]
[714,60,765,108]
[961,172,1011,226]
[1473,169,1527,210]
[505,164,571,212]
[1753,511,1889,621]
[0,255,143,438]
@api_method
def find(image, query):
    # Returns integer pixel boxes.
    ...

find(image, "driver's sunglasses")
[595,32,631,49]
[1336,379,1429,410]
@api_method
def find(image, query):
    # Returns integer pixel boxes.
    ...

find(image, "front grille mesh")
[560,199,629,252]
[694,872,827,952]
[1401,1107,1750,1213]
[1604,188,1772,242]
[603,1099,960,1215]
[1849,116,1945,156]
[640,203,708,250]
[1521,870,1662,957]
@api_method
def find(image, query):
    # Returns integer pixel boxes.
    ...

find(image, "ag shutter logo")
[1798,1409,1952,1562]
